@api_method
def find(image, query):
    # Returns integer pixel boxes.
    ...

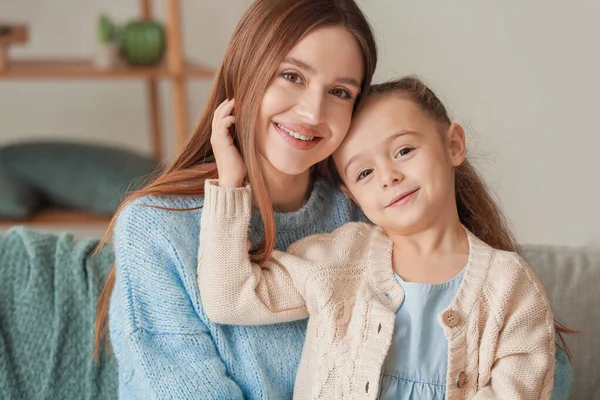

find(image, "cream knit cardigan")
[198,181,555,400]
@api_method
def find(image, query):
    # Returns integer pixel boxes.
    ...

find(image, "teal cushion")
[0,168,40,218]
[0,142,161,215]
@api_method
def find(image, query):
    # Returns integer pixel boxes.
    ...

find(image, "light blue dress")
[378,269,465,399]
[377,269,573,400]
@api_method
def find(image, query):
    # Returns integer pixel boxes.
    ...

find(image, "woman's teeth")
[276,123,315,141]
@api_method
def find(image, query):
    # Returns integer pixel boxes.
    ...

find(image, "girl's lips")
[386,188,420,207]
[274,122,322,150]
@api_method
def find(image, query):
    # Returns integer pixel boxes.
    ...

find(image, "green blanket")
[0,227,117,399]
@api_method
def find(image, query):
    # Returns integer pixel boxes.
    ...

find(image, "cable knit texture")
[109,177,365,399]
[198,181,556,400]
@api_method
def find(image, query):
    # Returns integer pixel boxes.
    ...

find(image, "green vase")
[121,20,166,66]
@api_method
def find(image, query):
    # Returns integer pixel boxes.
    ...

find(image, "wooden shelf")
[0,58,215,79]
[0,0,205,226]
[0,209,112,226]
[0,0,207,159]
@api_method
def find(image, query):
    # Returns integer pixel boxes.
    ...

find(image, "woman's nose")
[294,88,325,125]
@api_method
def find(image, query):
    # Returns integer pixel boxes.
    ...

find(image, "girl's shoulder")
[467,231,538,284]
[488,248,537,280]
[484,247,552,308]
[465,232,549,304]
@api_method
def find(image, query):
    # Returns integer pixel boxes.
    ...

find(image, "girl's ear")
[446,123,467,167]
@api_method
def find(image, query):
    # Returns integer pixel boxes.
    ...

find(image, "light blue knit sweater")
[108,178,364,399]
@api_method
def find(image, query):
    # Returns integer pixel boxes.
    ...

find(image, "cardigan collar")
[366,225,494,317]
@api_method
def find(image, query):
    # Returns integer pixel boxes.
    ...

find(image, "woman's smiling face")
[255,25,364,180]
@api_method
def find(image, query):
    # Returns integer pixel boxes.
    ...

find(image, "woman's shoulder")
[111,194,212,333]
[114,194,205,252]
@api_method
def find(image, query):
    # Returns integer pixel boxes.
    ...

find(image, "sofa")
[523,244,600,399]
[0,227,597,399]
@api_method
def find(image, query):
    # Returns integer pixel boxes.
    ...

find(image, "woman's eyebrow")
[283,57,315,73]
[282,57,361,89]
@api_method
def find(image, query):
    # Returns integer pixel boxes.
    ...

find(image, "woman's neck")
[263,168,312,213]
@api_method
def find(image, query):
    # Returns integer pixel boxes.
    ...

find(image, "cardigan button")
[456,371,467,388]
[442,310,461,327]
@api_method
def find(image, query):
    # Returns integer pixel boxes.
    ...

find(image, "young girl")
[94,0,377,398]
[200,77,560,399]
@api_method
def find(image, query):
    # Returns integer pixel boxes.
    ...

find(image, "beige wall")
[1,0,598,246]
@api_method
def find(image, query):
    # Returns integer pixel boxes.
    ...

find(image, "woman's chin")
[259,153,318,179]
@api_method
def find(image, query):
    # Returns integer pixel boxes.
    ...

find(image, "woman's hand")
[210,98,246,187]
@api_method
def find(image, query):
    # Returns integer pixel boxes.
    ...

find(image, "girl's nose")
[380,168,403,189]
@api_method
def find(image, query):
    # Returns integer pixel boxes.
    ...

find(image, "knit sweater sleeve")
[110,198,244,399]
[472,252,556,400]
[198,180,341,325]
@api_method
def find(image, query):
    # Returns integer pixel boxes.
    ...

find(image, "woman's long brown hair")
[93,0,377,357]
[366,76,577,361]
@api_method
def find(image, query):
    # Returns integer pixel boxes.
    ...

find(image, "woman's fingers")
[210,98,245,187]
[215,98,234,119]
[212,99,235,135]
[211,98,235,141]
[221,115,236,130]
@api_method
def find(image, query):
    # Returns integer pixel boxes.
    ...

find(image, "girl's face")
[255,25,364,180]
[333,95,466,235]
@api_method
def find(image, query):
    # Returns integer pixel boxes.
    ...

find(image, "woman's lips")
[274,122,322,150]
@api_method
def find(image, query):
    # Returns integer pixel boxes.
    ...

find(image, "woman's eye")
[357,169,373,181]
[281,72,303,84]
[330,88,352,99]
[395,147,414,158]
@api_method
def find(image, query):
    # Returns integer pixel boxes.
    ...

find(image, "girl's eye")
[357,169,373,181]
[395,147,414,158]
[281,72,303,84]
[330,88,352,100]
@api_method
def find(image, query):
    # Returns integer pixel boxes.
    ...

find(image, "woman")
[95,0,377,398]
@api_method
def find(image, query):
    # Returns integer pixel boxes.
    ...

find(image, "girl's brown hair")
[364,76,576,360]
[94,0,377,356]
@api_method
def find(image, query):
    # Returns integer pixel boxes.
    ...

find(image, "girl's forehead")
[333,97,435,163]
[350,96,424,137]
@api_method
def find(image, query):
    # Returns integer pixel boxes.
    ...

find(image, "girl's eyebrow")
[343,131,417,177]
[344,154,364,178]
[282,57,361,89]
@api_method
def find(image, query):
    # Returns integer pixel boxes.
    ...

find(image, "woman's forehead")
[284,26,364,83]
